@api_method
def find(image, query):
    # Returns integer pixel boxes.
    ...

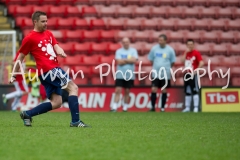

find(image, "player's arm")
[181,48,191,63]
[116,59,127,65]
[10,53,25,83]
[54,44,67,58]
[125,57,138,64]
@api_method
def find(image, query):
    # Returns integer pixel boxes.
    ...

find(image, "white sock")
[11,97,21,110]
[185,95,192,110]
[112,102,118,110]
[123,103,128,111]
[193,94,199,109]
[5,91,22,100]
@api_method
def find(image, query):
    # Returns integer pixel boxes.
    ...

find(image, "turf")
[0,112,239,160]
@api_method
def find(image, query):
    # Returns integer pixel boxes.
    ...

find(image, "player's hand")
[185,48,191,53]
[57,51,67,58]
[9,76,16,84]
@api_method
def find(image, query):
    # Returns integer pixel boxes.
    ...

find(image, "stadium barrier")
[201,87,240,112]
[0,85,185,112]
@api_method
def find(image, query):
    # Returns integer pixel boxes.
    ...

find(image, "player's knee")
[67,82,78,95]
[115,88,121,95]
[51,100,62,109]
[151,87,157,93]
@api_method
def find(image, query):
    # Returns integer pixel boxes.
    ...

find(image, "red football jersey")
[18,30,59,75]
[184,50,203,70]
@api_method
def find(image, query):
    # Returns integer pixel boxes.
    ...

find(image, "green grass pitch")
[0,111,239,160]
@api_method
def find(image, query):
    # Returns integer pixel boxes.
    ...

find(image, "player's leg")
[159,79,171,112]
[111,79,123,112]
[122,80,133,112]
[182,74,192,112]
[11,96,21,111]
[150,79,159,112]
[2,82,22,106]
[192,75,200,113]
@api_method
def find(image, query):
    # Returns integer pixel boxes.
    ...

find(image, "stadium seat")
[32,5,50,15]
[200,7,217,19]
[15,17,25,28]
[209,43,227,56]
[207,0,223,7]
[131,42,144,56]
[116,6,133,18]
[90,77,105,85]
[73,66,91,75]
[182,7,201,19]
[65,6,80,17]
[107,18,124,30]
[142,43,156,55]
[15,5,34,17]
[82,55,100,65]
[158,18,176,31]
[51,30,65,43]
[65,30,82,42]
[108,0,125,5]
[141,0,160,6]
[57,57,65,64]
[73,18,89,29]
[168,7,184,18]
[215,7,234,19]
[126,0,141,6]
[200,76,213,86]
[89,19,106,30]
[230,66,240,76]
[200,30,218,44]
[90,42,108,55]
[222,56,240,67]
[115,30,134,42]
[168,31,184,43]
[138,55,151,66]
[232,77,240,86]
[41,0,59,5]
[73,77,88,85]
[232,8,240,19]
[58,0,75,5]
[65,55,82,65]
[150,7,167,18]
[74,0,90,5]
[217,31,238,44]
[107,43,121,55]
[48,5,66,18]
[56,18,75,30]
[58,42,74,55]
[213,77,229,87]
[99,30,117,42]
[225,19,240,31]
[73,42,91,55]
[81,6,98,17]
[100,55,115,64]
[106,75,115,85]
[133,6,150,18]
[209,19,226,31]
[7,5,17,15]
[132,30,152,43]
[223,0,240,7]
[124,19,141,30]
[97,6,117,18]
[82,30,100,42]
[226,43,240,55]
[182,30,201,43]
[195,43,211,55]
[174,19,193,31]
[141,19,158,30]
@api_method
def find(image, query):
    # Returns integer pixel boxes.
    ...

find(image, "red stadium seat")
[232,8,240,19]
[106,75,115,85]
[57,57,65,64]
[65,55,82,65]
[232,77,240,86]
[32,5,50,15]
[150,7,167,18]
[73,78,88,85]
[195,43,211,55]
[209,43,227,56]
[108,0,125,5]
[174,18,192,30]
[74,0,90,5]
[132,30,153,43]
[73,42,91,55]
[216,7,233,19]
[141,0,160,6]
[133,6,150,18]
[168,31,184,43]
[48,5,67,18]
[65,30,82,42]
[90,42,108,55]
[7,5,17,15]
[13,5,32,17]
[46,17,58,30]
[191,19,209,31]
[167,7,184,18]
[73,18,89,29]
[99,30,117,42]
[141,18,158,30]
[200,77,213,87]
[223,0,240,7]
[213,77,229,87]
[4,0,24,5]
[199,30,218,44]
[116,6,133,18]
[73,66,91,75]
[225,19,240,31]
[58,0,75,5]
[107,43,122,55]
[51,30,65,43]
[217,31,238,44]
[208,0,223,7]
[82,55,100,65]
[90,77,105,85]
[82,30,100,42]
[138,55,151,66]
[100,55,115,64]
[115,30,133,42]
[142,43,156,56]
[226,43,240,55]
[158,18,176,30]
[124,19,141,30]
[65,6,81,17]
[131,42,144,56]
[182,30,201,43]
[126,0,141,5]
[222,56,240,67]
[182,6,201,19]
[56,18,74,30]
[97,6,116,18]
[41,0,58,5]
[200,7,217,19]
[89,19,106,30]
[189,0,207,6]
[22,18,35,30]
[89,0,108,5]
[107,18,124,30]
[208,19,226,31]
[15,17,25,28]
[81,6,97,17]
[58,42,74,55]
[230,66,240,76]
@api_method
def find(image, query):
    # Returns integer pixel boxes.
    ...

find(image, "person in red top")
[181,39,204,113]
[2,52,28,111]
[10,11,90,127]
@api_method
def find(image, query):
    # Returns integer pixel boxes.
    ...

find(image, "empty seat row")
[7,5,240,19]
[16,17,240,31]
[3,0,240,7]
